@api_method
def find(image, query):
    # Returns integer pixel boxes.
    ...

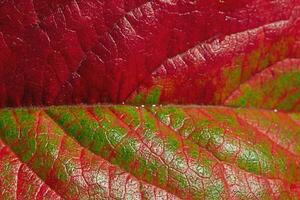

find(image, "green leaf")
[0,105,299,199]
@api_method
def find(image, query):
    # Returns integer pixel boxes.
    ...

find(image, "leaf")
[1,1,300,199]
[0,0,299,108]
[128,21,300,108]
[0,105,300,199]
[224,59,300,111]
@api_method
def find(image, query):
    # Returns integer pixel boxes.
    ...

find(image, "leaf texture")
[1,1,300,199]
[0,0,299,109]
[224,59,300,111]
[0,105,300,199]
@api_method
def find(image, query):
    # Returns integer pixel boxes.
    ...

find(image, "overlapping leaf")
[1,1,300,199]
[0,105,300,199]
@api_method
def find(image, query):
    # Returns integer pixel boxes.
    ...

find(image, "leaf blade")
[1,105,299,199]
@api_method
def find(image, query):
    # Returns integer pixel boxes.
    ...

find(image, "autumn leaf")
[1,1,300,199]
[0,0,299,109]
[0,105,300,199]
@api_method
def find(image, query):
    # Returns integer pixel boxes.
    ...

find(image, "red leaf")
[0,0,299,108]
[1,1,300,199]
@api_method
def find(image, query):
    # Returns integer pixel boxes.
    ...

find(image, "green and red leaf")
[1,0,300,199]
[0,105,300,199]
[0,0,299,108]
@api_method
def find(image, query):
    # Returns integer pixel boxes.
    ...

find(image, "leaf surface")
[1,1,300,199]
[224,59,300,111]
[0,0,299,109]
[0,105,300,199]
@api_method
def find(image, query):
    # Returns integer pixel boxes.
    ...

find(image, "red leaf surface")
[1,1,300,199]
[0,105,300,199]
[0,0,299,108]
